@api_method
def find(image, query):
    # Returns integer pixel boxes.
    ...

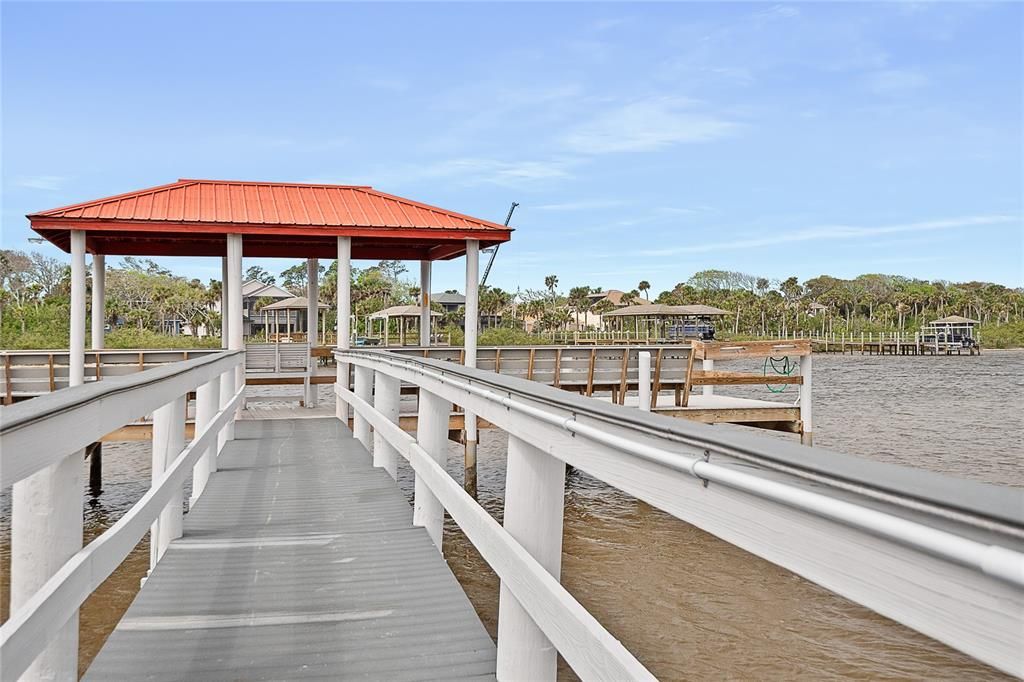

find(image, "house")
[240,279,294,337]
[586,290,629,308]
[431,291,465,313]
[807,301,829,318]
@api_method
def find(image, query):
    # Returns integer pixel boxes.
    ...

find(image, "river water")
[1,352,1021,679]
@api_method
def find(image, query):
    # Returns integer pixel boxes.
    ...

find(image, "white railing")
[0,350,244,682]
[335,348,1024,680]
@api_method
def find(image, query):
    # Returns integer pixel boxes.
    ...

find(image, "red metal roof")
[28,179,512,261]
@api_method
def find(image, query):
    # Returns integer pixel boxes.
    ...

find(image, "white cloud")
[636,214,1018,257]
[562,97,739,154]
[16,175,67,191]
[865,69,930,94]
[357,157,578,189]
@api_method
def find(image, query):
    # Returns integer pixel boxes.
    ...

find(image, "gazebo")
[368,305,442,346]
[601,303,731,340]
[259,296,329,343]
[921,315,981,346]
[28,178,512,415]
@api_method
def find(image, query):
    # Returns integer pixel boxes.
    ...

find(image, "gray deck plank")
[85,417,496,681]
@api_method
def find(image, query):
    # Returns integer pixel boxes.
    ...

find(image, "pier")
[3,179,1022,680]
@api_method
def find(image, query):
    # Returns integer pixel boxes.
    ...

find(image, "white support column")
[353,365,373,450]
[420,260,431,346]
[372,371,401,479]
[463,239,480,495]
[91,254,105,350]
[221,256,229,349]
[336,237,352,421]
[70,230,86,385]
[414,388,450,550]
[190,376,221,507]
[799,354,814,446]
[496,434,566,681]
[638,351,652,411]
[227,235,245,413]
[151,394,186,568]
[306,257,319,407]
[701,357,714,396]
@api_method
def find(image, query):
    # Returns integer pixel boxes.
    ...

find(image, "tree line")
[2,249,1022,348]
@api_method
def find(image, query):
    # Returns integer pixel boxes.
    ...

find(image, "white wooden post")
[701,357,714,396]
[306,257,319,407]
[221,256,229,348]
[414,388,450,550]
[799,354,813,446]
[10,236,85,682]
[464,239,480,495]
[638,351,652,411]
[420,260,431,346]
[227,235,245,413]
[151,394,186,568]
[190,376,221,507]
[219,365,235,444]
[353,365,373,450]
[372,371,401,479]
[70,230,86,385]
[336,236,352,421]
[91,254,105,349]
[496,434,566,681]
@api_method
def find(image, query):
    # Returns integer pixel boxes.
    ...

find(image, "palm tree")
[638,280,651,300]
[544,275,559,310]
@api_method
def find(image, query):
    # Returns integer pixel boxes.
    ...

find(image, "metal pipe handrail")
[337,349,1024,588]
[337,349,1023,533]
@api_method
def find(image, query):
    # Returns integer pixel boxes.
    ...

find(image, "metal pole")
[496,434,565,681]
[464,239,480,497]
[336,237,352,421]
[420,260,431,347]
[414,388,450,550]
[638,351,652,411]
[91,254,105,349]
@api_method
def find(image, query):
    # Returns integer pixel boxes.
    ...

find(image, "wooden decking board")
[84,417,496,681]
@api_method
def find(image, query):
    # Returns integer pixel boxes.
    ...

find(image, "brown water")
[2,352,1022,678]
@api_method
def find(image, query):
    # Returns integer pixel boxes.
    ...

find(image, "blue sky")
[2,2,1021,294]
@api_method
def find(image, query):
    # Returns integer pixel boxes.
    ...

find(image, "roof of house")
[431,292,466,304]
[260,296,329,311]
[587,290,627,305]
[28,179,512,260]
[241,280,293,299]
[929,315,980,325]
[369,305,442,319]
[807,301,829,310]
[601,303,731,317]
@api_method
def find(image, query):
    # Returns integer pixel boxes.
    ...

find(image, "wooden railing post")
[190,375,221,507]
[10,453,83,679]
[414,388,450,550]
[353,365,373,450]
[799,354,813,446]
[372,371,401,479]
[219,366,235,444]
[638,351,651,412]
[150,395,187,569]
[701,356,715,396]
[497,434,566,681]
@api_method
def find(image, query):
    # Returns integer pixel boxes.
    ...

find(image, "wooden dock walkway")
[84,417,496,681]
